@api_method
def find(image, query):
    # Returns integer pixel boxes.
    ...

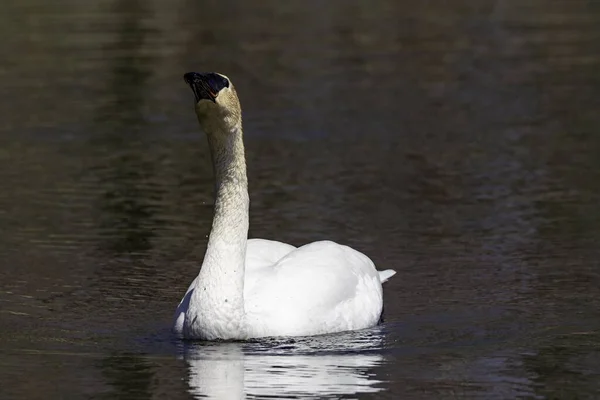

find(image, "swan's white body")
[174,72,395,340]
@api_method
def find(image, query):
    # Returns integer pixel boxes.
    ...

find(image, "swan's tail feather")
[378,269,396,283]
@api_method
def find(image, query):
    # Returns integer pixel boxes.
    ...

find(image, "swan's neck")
[206,126,249,265]
[194,121,249,335]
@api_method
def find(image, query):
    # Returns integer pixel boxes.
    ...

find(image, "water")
[1,0,600,398]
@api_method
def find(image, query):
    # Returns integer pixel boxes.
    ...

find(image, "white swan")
[173,72,396,340]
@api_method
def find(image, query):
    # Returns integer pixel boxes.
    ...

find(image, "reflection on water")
[0,0,600,398]
[183,330,384,399]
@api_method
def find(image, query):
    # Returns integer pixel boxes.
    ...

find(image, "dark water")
[1,0,600,398]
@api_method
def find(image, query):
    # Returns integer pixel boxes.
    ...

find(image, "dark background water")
[1,0,600,398]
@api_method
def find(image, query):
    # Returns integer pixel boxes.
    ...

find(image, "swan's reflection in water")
[182,328,385,399]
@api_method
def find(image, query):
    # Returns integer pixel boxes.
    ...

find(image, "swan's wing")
[274,241,378,309]
[244,241,383,336]
[245,238,296,270]
[173,275,198,335]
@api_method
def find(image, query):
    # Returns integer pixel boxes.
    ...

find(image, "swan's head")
[184,71,241,132]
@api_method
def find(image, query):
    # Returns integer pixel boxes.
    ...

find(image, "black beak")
[184,72,218,103]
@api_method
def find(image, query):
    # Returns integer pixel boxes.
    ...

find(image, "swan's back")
[243,240,387,337]
[245,238,296,270]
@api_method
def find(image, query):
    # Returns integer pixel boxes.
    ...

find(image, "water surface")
[1,0,600,398]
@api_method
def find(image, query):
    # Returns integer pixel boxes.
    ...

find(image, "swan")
[173,71,396,340]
